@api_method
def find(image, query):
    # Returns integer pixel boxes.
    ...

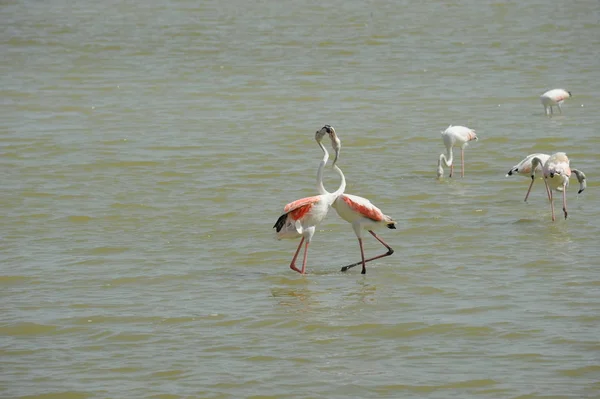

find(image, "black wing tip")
[578,189,584,194]
[387,223,397,230]
[273,213,288,232]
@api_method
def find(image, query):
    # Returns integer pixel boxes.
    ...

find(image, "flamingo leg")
[449,163,454,178]
[562,184,568,219]
[300,241,310,274]
[358,238,366,274]
[557,103,562,114]
[524,175,536,202]
[549,187,555,222]
[289,237,305,273]
[543,178,551,202]
[461,148,465,178]
[340,231,395,273]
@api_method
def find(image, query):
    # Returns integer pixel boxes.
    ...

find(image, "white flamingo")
[273,125,345,274]
[540,89,571,115]
[506,153,550,202]
[530,152,587,221]
[437,125,478,178]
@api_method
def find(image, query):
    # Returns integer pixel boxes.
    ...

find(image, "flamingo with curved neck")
[437,125,478,178]
[319,127,397,275]
[272,125,345,274]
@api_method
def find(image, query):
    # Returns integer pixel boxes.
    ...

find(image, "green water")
[2,0,599,398]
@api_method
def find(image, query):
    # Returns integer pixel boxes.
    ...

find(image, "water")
[2,0,600,398]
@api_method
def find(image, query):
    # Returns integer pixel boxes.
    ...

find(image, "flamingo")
[437,125,478,178]
[506,153,550,202]
[273,125,345,274]
[322,129,396,275]
[540,89,571,115]
[530,152,587,221]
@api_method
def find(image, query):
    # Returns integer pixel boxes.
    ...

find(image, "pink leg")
[543,178,551,202]
[300,240,310,274]
[340,231,395,273]
[562,184,568,219]
[461,149,465,178]
[541,178,555,221]
[549,188,555,222]
[524,176,536,202]
[289,237,305,273]
[449,163,454,178]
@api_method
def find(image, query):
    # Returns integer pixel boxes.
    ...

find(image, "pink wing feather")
[341,195,385,222]
[283,195,321,221]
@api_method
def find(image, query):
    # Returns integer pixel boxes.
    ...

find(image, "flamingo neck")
[530,156,544,179]
[437,147,453,177]
[316,141,329,195]
[331,164,346,198]
[440,146,453,167]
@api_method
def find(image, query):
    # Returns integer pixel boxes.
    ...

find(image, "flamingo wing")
[341,194,385,222]
[283,195,321,221]
[466,129,477,141]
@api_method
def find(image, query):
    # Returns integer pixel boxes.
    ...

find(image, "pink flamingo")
[437,125,478,178]
[323,130,396,275]
[506,153,550,202]
[273,125,345,274]
[540,89,571,116]
[530,152,587,221]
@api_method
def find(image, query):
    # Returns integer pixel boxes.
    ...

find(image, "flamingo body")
[437,125,478,178]
[530,152,586,221]
[540,89,571,115]
[332,193,396,274]
[506,153,550,202]
[274,195,330,241]
[334,194,394,236]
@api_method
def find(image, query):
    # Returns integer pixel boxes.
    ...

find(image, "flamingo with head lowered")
[273,125,345,274]
[506,153,550,202]
[321,127,396,275]
[437,125,478,178]
[540,89,571,116]
[530,152,587,221]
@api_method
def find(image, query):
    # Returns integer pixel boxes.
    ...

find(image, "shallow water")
[2,0,600,398]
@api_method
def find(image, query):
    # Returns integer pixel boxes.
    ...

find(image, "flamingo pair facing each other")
[273,125,396,275]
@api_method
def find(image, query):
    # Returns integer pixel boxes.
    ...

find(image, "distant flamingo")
[437,125,478,178]
[273,125,345,274]
[506,153,550,202]
[530,152,587,221]
[540,89,571,115]
[322,129,396,275]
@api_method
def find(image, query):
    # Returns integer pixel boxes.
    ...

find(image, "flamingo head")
[315,126,328,143]
[329,128,341,167]
[315,125,341,167]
